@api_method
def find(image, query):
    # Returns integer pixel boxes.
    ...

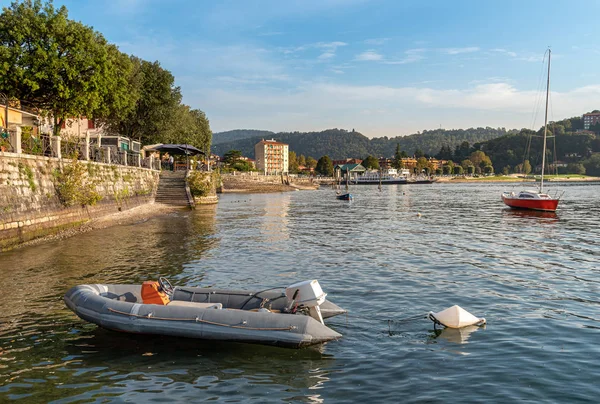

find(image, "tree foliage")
[0,0,117,135]
[315,155,333,176]
[288,151,299,174]
[223,150,242,165]
[212,127,509,161]
[362,155,380,170]
[0,0,211,149]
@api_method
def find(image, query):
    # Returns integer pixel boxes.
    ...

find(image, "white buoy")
[428,305,486,328]
[416,212,422,217]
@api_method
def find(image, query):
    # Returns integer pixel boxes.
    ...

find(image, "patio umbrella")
[146,144,205,155]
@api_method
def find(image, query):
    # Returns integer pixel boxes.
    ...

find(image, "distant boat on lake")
[351,169,408,185]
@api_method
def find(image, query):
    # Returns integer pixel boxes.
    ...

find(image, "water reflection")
[502,209,559,221]
[0,327,335,402]
[431,325,484,344]
[259,193,291,243]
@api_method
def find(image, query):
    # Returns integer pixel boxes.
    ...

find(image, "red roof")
[257,138,288,146]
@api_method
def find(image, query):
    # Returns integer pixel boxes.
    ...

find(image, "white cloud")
[318,52,336,60]
[441,47,480,55]
[282,41,347,54]
[363,38,390,45]
[491,48,517,57]
[195,81,600,136]
[384,48,426,65]
[355,50,383,61]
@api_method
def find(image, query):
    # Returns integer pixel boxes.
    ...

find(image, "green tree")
[453,165,464,175]
[298,154,306,167]
[232,160,254,172]
[523,159,532,175]
[566,163,585,175]
[223,150,242,165]
[454,141,471,162]
[392,143,405,169]
[416,157,431,174]
[162,104,212,152]
[469,150,492,169]
[414,148,425,158]
[502,165,511,175]
[583,154,600,176]
[106,59,182,145]
[362,155,380,170]
[306,156,317,170]
[315,155,334,176]
[436,144,453,160]
[0,0,118,136]
[288,151,299,174]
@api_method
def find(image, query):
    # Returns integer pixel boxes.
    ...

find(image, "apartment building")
[254,139,289,174]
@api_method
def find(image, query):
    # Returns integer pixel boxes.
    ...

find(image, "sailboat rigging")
[336,167,353,201]
[501,49,561,212]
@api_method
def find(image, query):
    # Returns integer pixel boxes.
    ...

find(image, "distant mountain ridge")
[212,129,275,145]
[211,127,512,159]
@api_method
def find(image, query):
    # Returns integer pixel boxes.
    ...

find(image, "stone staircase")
[155,171,192,208]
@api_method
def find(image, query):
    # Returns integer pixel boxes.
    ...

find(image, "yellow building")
[1,104,39,132]
[254,139,289,174]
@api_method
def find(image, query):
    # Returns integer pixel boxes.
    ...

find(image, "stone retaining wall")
[0,151,159,250]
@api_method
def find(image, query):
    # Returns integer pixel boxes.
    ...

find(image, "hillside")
[211,127,510,159]
[212,129,275,145]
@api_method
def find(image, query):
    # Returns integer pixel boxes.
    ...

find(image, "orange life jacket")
[141,281,170,305]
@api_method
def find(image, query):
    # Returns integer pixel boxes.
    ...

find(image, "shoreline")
[437,176,600,183]
[13,203,178,250]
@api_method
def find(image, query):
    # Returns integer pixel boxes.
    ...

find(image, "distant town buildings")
[583,112,600,129]
[332,158,362,166]
[254,139,289,174]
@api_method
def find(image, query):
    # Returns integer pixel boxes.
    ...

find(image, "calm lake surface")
[1,182,600,403]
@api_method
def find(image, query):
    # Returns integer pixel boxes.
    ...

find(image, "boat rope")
[343,313,425,324]
[107,308,297,331]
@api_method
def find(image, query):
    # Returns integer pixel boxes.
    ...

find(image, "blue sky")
[6,0,600,137]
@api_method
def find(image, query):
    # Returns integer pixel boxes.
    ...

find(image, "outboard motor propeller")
[285,280,327,324]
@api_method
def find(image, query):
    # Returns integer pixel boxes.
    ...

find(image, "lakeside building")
[332,158,362,166]
[334,163,366,179]
[254,139,289,174]
[239,156,256,169]
[583,112,600,129]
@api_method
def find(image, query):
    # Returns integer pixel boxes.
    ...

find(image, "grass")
[449,174,598,182]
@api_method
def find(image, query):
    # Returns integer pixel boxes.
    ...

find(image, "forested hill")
[211,127,511,159]
[212,129,275,145]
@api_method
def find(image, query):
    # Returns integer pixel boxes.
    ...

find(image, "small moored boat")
[501,189,559,212]
[64,278,345,348]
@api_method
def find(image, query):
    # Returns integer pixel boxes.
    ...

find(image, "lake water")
[1,182,600,403]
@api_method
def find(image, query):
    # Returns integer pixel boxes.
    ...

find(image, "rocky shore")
[221,175,319,193]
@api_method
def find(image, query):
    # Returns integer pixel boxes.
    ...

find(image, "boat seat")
[168,301,223,309]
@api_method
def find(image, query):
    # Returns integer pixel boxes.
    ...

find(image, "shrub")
[187,171,216,197]
[54,157,102,207]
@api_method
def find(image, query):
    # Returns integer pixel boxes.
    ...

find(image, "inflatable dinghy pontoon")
[64,278,345,348]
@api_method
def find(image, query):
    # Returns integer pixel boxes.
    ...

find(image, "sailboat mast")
[541,49,551,193]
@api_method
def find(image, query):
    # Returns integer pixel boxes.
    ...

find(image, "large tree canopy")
[0,0,211,149]
[0,0,119,135]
